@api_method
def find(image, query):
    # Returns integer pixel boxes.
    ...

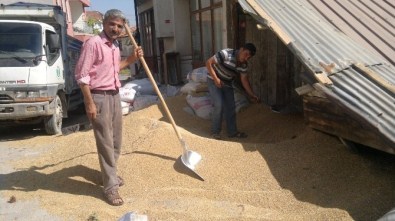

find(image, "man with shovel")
[206,43,259,140]
[75,9,143,206]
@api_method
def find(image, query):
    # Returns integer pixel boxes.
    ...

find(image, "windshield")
[0,22,42,67]
[0,22,42,57]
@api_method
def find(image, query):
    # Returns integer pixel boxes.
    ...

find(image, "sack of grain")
[121,101,131,115]
[119,87,136,102]
[186,95,212,120]
[132,95,159,111]
[123,78,157,95]
[180,82,208,94]
[187,67,208,83]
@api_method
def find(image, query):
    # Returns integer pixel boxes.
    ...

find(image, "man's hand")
[249,94,260,103]
[85,101,97,121]
[127,46,143,63]
[214,77,222,88]
[135,46,144,58]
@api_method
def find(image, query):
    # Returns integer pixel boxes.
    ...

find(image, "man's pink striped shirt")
[75,32,121,90]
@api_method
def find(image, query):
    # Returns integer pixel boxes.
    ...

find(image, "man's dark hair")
[243,43,256,56]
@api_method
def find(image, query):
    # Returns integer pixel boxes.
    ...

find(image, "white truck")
[0,2,84,134]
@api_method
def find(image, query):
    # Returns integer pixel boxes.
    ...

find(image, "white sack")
[121,101,131,115]
[132,95,159,111]
[187,67,208,83]
[123,78,157,95]
[119,87,136,102]
[180,82,208,94]
[186,95,212,120]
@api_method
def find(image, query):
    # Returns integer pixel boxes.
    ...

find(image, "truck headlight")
[15,91,27,98]
[27,91,40,98]
[39,90,49,97]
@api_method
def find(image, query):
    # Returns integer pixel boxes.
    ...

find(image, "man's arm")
[206,56,222,88]
[240,74,259,103]
[80,84,97,121]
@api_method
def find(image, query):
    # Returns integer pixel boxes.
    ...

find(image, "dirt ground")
[1,95,395,221]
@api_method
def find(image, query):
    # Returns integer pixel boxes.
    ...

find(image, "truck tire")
[44,95,63,135]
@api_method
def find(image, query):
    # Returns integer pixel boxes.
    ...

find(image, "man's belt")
[90,89,119,95]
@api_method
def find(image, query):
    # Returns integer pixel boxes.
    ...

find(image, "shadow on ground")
[156,97,395,221]
[0,163,103,200]
[0,109,90,141]
[257,139,395,221]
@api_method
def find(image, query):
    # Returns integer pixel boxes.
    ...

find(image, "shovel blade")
[181,150,204,180]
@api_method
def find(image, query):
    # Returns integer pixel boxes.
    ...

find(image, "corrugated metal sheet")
[240,0,395,147]
[306,0,395,66]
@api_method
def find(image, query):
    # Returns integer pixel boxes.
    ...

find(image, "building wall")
[136,0,304,107]
[70,1,85,32]
[173,0,192,79]
[137,0,193,83]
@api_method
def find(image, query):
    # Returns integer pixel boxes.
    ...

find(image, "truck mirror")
[48,34,60,50]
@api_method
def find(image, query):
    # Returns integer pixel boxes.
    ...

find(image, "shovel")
[124,24,204,180]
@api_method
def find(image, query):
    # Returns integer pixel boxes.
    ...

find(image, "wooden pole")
[124,24,183,141]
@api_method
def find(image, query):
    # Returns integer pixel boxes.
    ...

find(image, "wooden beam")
[352,63,395,94]
[314,73,333,85]
[295,84,314,96]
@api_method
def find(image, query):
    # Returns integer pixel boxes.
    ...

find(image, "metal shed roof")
[306,0,395,67]
[241,0,395,150]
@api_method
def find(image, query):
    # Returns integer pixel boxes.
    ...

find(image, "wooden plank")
[295,84,314,96]
[246,16,268,102]
[267,30,278,105]
[314,73,333,85]
[275,37,290,105]
[303,96,395,154]
[352,63,395,94]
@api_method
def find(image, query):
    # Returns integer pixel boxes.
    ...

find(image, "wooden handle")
[124,25,183,140]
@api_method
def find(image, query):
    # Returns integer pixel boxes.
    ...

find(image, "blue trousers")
[207,78,237,136]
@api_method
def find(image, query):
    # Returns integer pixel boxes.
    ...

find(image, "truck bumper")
[0,101,54,120]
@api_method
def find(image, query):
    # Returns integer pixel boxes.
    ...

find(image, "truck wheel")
[44,95,63,135]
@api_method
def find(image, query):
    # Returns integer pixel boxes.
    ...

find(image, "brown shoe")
[104,189,124,206]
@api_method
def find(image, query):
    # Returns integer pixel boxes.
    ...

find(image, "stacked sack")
[119,78,159,115]
[181,67,212,119]
[180,67,250,120]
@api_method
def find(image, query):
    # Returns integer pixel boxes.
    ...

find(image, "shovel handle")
[124,25,183,142]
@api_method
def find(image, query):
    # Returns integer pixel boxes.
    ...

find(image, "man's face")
[238,48,252,63]
[103,17,124,40]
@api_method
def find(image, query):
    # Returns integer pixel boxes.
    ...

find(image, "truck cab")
[0,4,83,134]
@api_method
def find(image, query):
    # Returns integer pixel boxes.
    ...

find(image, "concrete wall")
[69,1,85,31]
[172,0,192,78]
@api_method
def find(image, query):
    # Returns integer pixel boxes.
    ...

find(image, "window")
[138,9,158,74]
[190,0,222,67]
[139,9,154,57]
[45,30,60,66]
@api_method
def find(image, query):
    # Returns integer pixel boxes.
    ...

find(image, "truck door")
[44,30,64,85]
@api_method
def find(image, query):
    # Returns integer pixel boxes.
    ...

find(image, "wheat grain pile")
[1,95,395,221]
